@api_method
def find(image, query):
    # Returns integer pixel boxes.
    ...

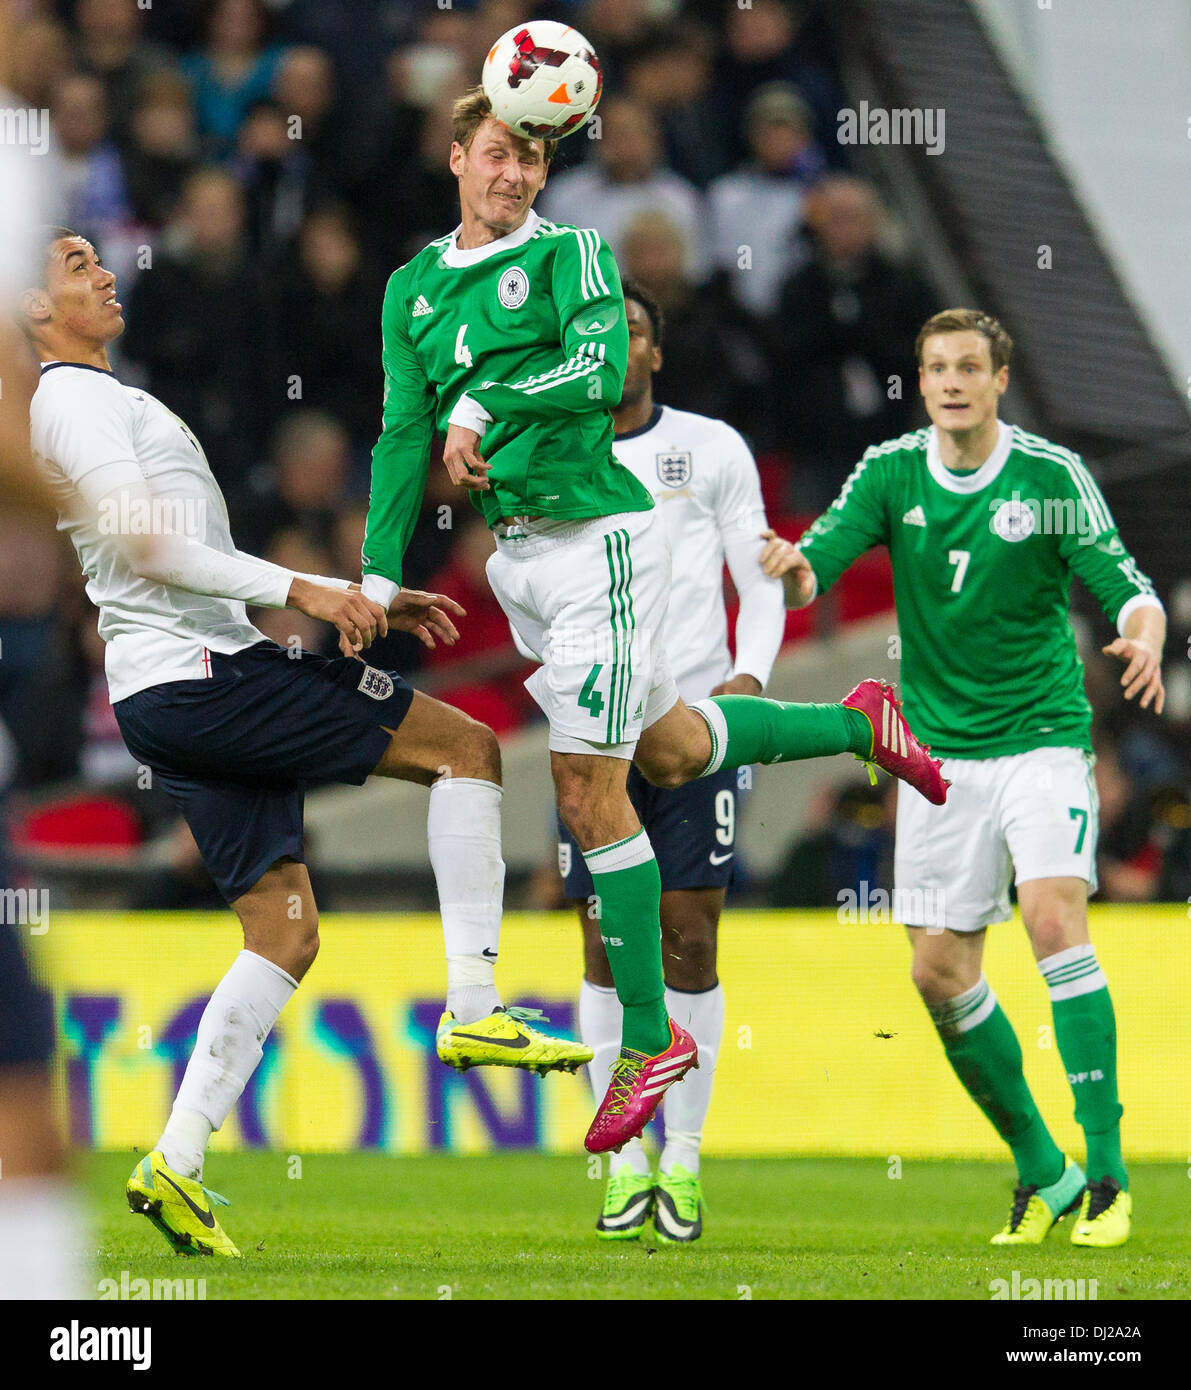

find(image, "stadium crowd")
[2,0,1187,902]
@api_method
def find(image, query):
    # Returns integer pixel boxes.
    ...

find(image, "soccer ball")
[482,21,603,141]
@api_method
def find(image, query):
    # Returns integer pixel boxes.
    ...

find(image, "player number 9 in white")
[714,790,735,846]
[948,549,970,593]
[455,324,473,369]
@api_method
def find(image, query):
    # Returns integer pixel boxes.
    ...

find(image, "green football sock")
[691,695,871,772]
[1040,947,1126,1189]
[583,830,670,1056]
[929,978,1065,1188]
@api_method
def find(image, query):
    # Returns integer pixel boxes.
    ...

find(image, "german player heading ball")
[482,21,603,141]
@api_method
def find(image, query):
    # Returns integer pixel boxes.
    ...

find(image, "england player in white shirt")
[559,282,786,1241]
[22,228,589,1257]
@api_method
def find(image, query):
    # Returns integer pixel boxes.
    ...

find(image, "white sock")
[428,777,505,1023]
[0,1177,91,1299]
[659,983,725,1176]
[579,978,649,1177]
[158,949,297,1178]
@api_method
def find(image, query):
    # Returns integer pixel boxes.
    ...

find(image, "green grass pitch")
[84,1152,1191,1300]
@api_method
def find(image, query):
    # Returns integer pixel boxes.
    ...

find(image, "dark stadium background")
[2,0,1188,908]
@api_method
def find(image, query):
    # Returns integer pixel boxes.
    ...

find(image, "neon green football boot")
[990,1157,1085,1245]
[435,1006,593,1074]
[1070,1179,1132,1247]
[595,1168,655,1240]
[126,1150,240,1257]
[653,1166,705,1244]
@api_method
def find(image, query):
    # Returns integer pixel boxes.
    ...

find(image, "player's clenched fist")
[758,528,816,609]
[287,578,388,653]
[443,422,492,490]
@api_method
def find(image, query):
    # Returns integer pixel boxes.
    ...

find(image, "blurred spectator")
[0,508,61,786]
[239,409,352,558]
[262,205,385,455]
[234,98,316,252]
[122,70,201,228]
[122,167,267,487]
[8,17,74,112]
[580,0,659,95]
[541,95,710,284]
[713,0,848,170]
[180,0,288,158]
[709,82,824,317]
[621,210,769,440]
[51,73,134,234]
[624,23,727,188]
[768,779,895,907]
[343,51,463,266]
[73,0,174,151]
[272,45,344,190]
[769,176,937,510]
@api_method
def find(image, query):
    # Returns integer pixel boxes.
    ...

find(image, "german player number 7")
[1068,806,1088,854]
[948,549,970,593]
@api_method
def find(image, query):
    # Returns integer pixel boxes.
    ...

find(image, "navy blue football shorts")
[0,923,55,1067]
[558,764,740,899]
[114,641,414,904]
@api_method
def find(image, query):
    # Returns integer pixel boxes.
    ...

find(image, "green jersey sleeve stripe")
[1012,431,1113,533]
[1013,427,1113,532]
[586,228,610,297]
[522,362,598,395]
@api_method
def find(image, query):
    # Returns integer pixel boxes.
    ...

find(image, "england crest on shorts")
[656,451,692,487]
[357,665,395,701]
[498,266,530,309]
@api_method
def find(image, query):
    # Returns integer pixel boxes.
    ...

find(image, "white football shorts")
[486,508,680,757]
[893,745,1099,932]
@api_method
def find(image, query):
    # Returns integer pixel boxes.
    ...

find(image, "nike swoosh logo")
[159,1172,216,1228]
[481,948,498,960]
[450,1030,531,1049]
[709,851,734,865]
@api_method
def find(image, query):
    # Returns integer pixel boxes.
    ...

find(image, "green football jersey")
[798,422,1160,758]
[362,209,651,587]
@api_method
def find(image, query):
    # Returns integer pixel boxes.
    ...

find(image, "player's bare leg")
[907,923,1081,1243]
[1018,877,1129,1244]
[375,692,591,1072]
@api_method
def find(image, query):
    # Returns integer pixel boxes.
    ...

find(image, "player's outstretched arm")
[1103,604,1166,714]
[759,529,817,609]
[715,429,787,684]
[361,269,437,607]
[1055,452,1165,713]
[286,577,388,655]
[763,446,893,608]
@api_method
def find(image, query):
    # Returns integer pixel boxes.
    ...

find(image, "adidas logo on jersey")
[412,295,434,318]
[902,505,926,527]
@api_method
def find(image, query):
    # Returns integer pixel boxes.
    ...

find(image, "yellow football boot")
[126,1150,240,1257]
[1070,1179,1132,1247]
[990,1158,1085,1245]
[435,1006,592,1074]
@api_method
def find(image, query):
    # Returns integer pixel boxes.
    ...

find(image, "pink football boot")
[584,1020,698,1154]
[842,679,949,806]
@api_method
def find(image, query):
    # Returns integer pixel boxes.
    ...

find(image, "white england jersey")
[31,364,287,703]
[611,404,785,701]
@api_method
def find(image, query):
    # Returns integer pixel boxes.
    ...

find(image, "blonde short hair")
[451,84,558,164]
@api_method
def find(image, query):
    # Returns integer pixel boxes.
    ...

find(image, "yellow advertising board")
[36,906,1189,1158]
